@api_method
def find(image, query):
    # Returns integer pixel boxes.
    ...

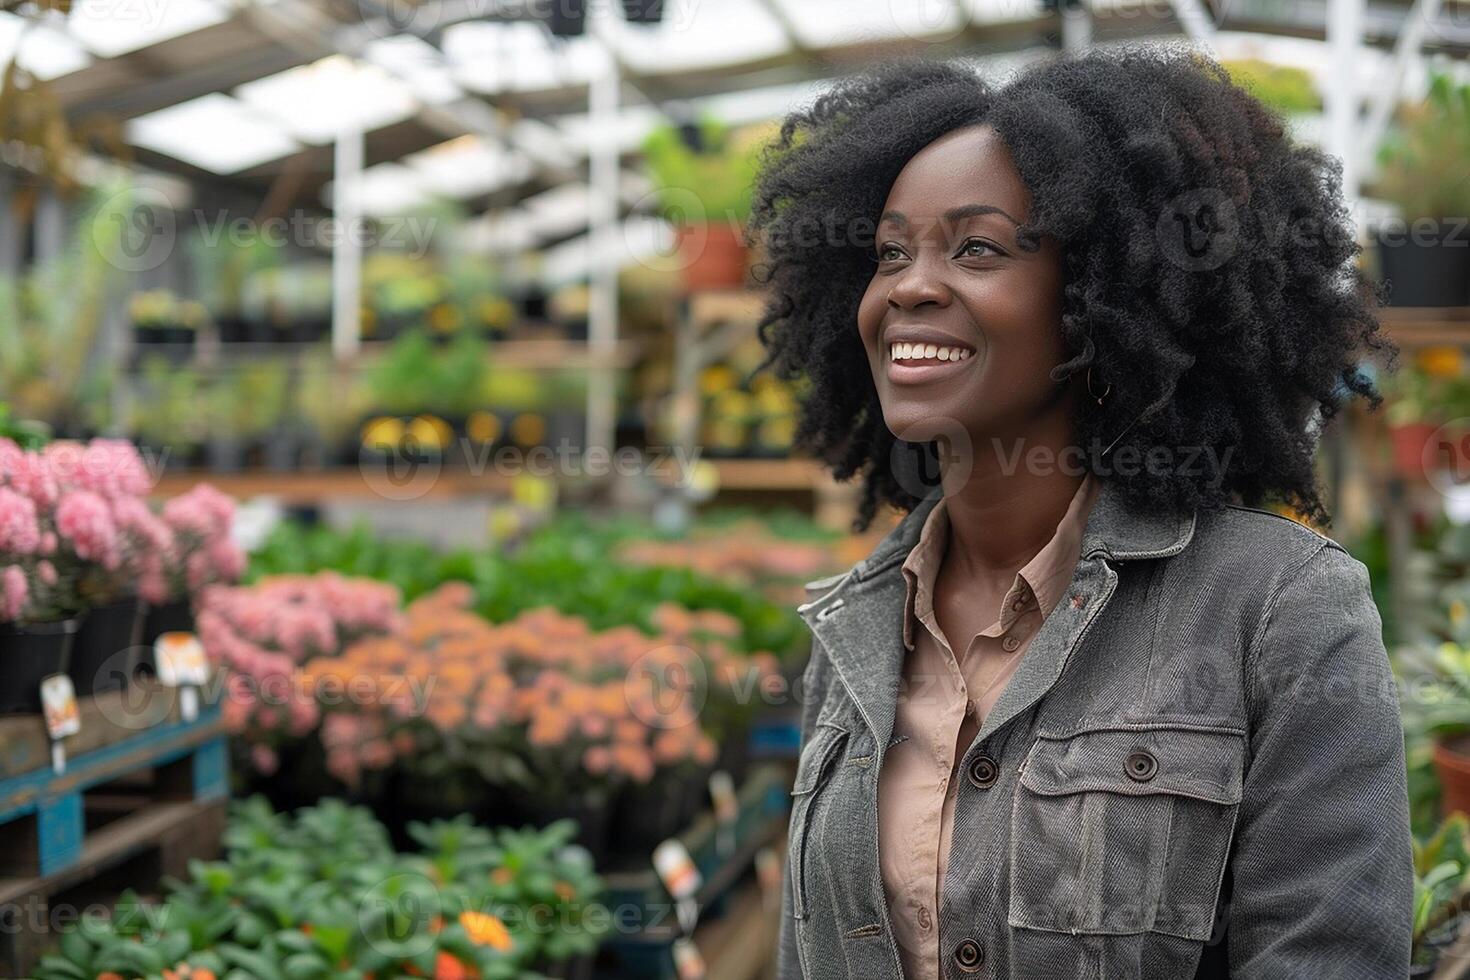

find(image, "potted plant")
[128,356,205,471]
[642,115,770,290]
[1371,72,1470,307]
[138,482,247,658]
[44,440,173,697]
[188,224,282,345]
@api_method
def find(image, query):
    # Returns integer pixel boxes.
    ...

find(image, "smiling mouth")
[883,339,978,385]
[888,342,974,364]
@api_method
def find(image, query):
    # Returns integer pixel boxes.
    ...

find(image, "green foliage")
[0,402,49,448]
[1376,72,1470,220]
[641,115,770,224]
[367,329,488,417]
[33,796,604,980]
[1414,814,1470,964]
[1221,58,1320,114]
[246,515,810,661]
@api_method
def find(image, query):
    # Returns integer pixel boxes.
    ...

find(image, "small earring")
[1086,366,1111,407]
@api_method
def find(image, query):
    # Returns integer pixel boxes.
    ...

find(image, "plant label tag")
[674,895,698,936]
[40,673,80,740]
[755,845,782,897]
[653,838,701,902]
[671,935,706,980]
[180,686,199,723]
[156,633,207,687]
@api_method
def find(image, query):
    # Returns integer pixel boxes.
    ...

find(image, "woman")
[750,47,1412,979]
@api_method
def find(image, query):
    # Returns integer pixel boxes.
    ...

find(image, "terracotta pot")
[1390,421,1438,479]
[1433,736,1470,818]
[675,222,748,291]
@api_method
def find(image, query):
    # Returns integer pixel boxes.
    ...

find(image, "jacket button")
[1001,635,1021,652]
[967,754,999,789]
[1126,750,1158,782]
[954,938,984,972]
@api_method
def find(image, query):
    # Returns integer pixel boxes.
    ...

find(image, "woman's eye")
[956,238,997,258]
[875,244,905,262]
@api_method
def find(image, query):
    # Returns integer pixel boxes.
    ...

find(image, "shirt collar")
[899,473,1102,651]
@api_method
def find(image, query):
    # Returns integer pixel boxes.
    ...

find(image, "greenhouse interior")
[1,0,1470,976]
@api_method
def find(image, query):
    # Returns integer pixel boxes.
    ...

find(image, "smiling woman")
[751,46,1413,980]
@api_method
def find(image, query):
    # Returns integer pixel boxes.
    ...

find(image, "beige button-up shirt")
[877,473,1100,979]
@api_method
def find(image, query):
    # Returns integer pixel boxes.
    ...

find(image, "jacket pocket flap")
[791,723,848,796]
[1020,723,1245,804]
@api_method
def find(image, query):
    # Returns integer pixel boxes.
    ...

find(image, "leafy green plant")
[641,115,771,225]
[1414,813,1470,967]
[1221,58,1320,115]
[1376,72,1470,220]
[34,797,604,980]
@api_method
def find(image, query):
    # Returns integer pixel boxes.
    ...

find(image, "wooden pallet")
[0,682,228,878]
[0,680,230,975]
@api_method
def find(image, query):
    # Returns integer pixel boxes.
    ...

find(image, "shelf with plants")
[29,795,605,980]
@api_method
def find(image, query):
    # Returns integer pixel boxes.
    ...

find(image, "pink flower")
[55,491,121,569]
[0,488,40,555]
[37,561,56,586]
[0,565,28,621]
[0,440,57,508]
[249,744,279,776]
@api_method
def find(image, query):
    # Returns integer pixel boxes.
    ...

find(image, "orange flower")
[459,910,513,950]
[433,950,479,980]
[553,880,576,901]
[490,866,515,886]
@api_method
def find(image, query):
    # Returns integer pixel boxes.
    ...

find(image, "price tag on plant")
[671,935,706,980]
[708,770,737,856]
[41,674,80,740]
[653,838,702,902]
[40,673,79,774]
[155,633,208,688]
[755,845,782,913]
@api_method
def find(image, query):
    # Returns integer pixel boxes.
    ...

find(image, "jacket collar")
[846,476,1196,586]
[799,477,1197,745]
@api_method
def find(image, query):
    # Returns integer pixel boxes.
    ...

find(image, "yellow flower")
[459,910,513,951]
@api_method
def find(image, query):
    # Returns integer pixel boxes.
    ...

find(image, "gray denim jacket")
[776,478,1412,980]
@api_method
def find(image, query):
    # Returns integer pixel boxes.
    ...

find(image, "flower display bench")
[0,680,229,976]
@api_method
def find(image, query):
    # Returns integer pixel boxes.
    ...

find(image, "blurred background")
[1,0,1470,977]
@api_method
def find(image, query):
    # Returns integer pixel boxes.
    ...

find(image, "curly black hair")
[747,46,1396,533]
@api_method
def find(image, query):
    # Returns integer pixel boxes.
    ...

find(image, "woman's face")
[857,123,1073,455]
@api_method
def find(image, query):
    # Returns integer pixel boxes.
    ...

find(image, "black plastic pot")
[69,597,144,697]
[1373,220,1470,307]
[0,618,78,714]
[136,598,195,680]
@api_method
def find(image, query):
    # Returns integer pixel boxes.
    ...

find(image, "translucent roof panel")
[364,35,463,106]
[602,0,788,74]
[442,21,600,94]
[404,136,534,199]
[66,0,229,58]
[771,0,966,48]
[236,55,418,144]
[329,162,431,216]
[0,12,90,80]
[128,93,300,174]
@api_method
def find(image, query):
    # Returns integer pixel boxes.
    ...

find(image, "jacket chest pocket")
[788,720,850,922]
[1007,721,1245,941]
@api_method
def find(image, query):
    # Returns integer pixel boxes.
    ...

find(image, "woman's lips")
[885,340,977,385]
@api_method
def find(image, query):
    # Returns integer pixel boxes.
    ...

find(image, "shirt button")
[918,905,932,931]
[964,698,976,717]
[967,754,999,789]
[954,938,984,972]
[1011,598,1027,612]
[1002,634,1021,652]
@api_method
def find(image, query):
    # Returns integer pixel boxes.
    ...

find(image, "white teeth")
[889,342,971,363]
